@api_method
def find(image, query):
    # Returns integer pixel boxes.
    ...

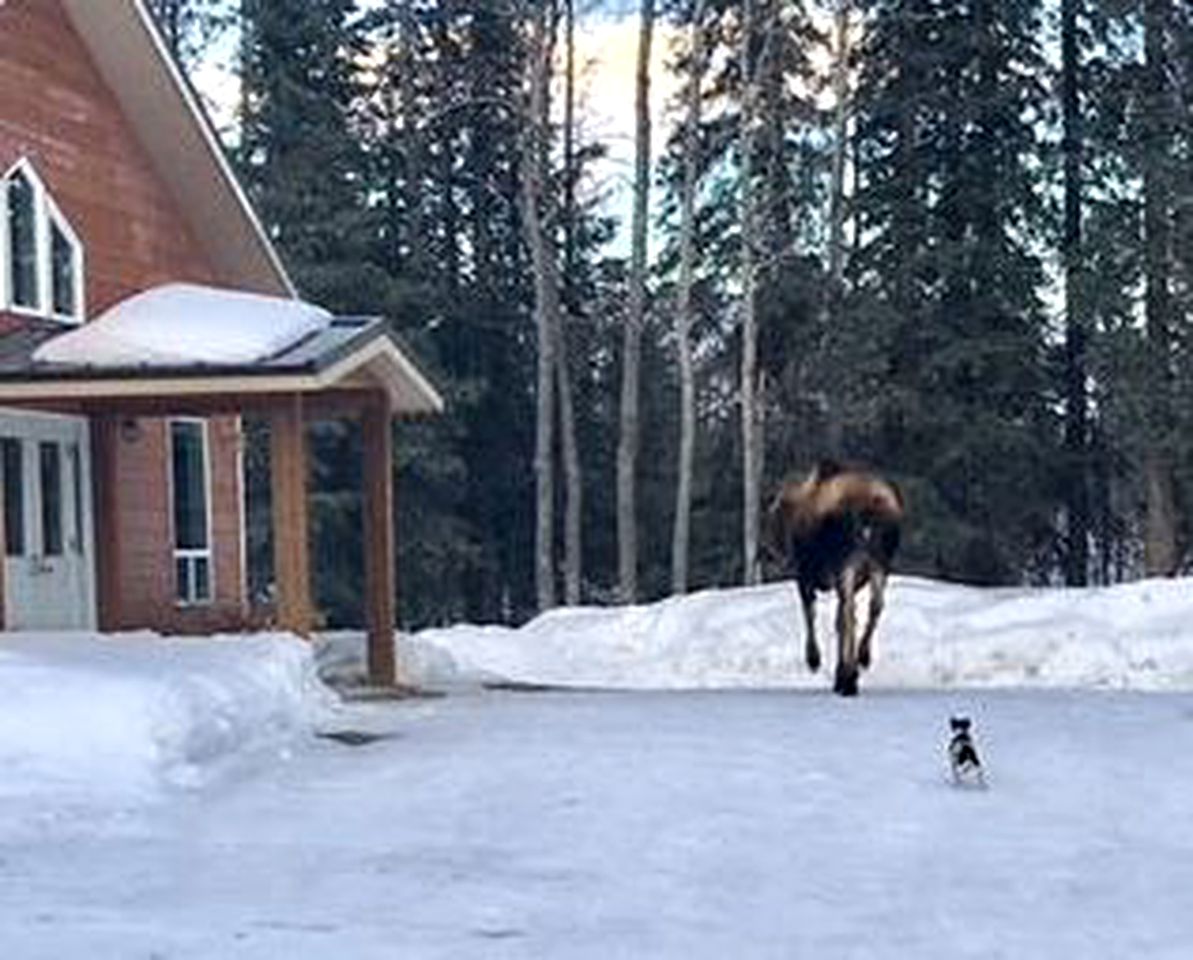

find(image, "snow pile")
[382,576,1193,691]
[0,632,336,801]
[33,282,331,367]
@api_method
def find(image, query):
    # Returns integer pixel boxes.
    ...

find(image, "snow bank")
[371,576,1193,692]
[0,632,336,802]
[33,283,330,367]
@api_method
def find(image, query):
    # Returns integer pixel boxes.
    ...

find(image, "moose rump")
[769,461,904,696]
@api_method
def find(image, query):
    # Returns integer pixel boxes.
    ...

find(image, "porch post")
[90,415,122,630]
[361,391,397,686]
[270,394,313,636]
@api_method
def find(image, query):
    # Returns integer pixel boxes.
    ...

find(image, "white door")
[0,412,96,630]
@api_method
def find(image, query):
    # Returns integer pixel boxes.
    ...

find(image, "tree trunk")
[1144,453,1178,575]
[672,0,705,595]
[617,0,654,603]
[823,0,851,456]
[557,342,582,605]
[1143,0,1179,576]
[563,0,578,287]
[556,0,583,605]
[398,0,427,278]
[519,4,558,610]
[827,1,849,293]
[1061,0,1089,585]
[740,0,762,586]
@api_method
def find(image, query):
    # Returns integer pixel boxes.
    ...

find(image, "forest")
[146,0,1193,628]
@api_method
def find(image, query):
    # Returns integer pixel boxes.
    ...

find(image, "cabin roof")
[0,316,444,416]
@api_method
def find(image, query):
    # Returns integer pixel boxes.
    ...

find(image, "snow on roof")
[32,283,332,368]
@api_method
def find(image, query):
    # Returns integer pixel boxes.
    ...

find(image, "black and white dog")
[947,716,986,788]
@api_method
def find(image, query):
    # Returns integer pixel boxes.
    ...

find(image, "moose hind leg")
[833,566,860,696]
[858,567,888,671]
[799,581,821,673]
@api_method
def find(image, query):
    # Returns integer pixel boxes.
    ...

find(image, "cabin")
[0,0,443,684]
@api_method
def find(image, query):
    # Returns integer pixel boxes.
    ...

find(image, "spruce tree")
[238,0,371,304]
[852,0,1056,583]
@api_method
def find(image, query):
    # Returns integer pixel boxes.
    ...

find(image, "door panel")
[0,413,95,630]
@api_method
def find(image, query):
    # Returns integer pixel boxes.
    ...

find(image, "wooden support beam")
[270,394,313,636]
[70,388,383,420]
[89,415,122,630]
[361,391,397,686]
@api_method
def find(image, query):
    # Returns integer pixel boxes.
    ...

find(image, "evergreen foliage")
[144,0,231,68]
[173,0,1193,626]
[850,0,1056,583]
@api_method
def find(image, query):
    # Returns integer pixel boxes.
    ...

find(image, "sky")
[189,10,676,252]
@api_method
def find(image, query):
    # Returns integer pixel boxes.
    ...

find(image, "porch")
[0,306,443,687]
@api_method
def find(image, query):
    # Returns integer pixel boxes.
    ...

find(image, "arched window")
[2,160,84,323]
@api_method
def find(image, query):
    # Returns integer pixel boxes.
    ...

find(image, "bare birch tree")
[740,0,763,585]
[558,0,583,605]
[398,0,427,278]
[519,2,559,610]
[823,0,852,455]
[1142,0,1179,575]
[672,0,706,594]
[617,0,655,602]
[827,1,850,292]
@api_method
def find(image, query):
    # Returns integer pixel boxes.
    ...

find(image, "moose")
[767,460,904,696]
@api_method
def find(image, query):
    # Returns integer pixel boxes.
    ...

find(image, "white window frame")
[45,193,85,323]
[2,158,85,324]
[169,418,215,606]
[4,164,43,316]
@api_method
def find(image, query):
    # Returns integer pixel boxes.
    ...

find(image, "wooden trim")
[0,336,444,414]
[234,415,248,614]
[0,389,380,420]
[269,394,312,636]
[89,415,122,629]
[361,391,396,685]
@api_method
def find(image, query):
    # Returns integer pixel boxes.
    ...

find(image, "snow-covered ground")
[0,631,334,803]
[3,576,1193,958]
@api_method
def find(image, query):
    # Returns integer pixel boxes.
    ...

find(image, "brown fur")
[769,461,904,696]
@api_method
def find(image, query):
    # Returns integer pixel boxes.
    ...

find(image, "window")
[2,160,84,322]
[171,420,212,604]
[51,221,77,317]
[68,443,83,554]
[38,442,63,558]
[1,438,24,557]
[8,172,38,310]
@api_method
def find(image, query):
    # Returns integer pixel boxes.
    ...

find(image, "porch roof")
[0,317,444,416]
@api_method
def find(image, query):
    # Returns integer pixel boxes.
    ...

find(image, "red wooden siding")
[0,0,248,630]
[0,0,217,314]
[111,418,246,632]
